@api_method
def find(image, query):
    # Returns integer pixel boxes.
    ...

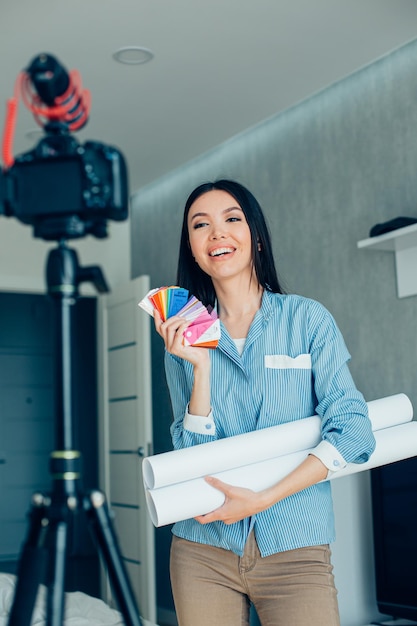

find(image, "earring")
[257,242,262,251]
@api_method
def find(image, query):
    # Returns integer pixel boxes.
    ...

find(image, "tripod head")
[47,242,109,297]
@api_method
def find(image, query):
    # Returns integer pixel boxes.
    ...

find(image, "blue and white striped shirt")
[164,291,376,557]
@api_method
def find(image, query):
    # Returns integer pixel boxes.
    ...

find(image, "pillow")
[0,574,123,625]
[0,573,17,615]
[0,573,157,626]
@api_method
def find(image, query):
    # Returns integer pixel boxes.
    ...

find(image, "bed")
[0,573,156,626]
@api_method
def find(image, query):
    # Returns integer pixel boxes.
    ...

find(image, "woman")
[154,179,375,626]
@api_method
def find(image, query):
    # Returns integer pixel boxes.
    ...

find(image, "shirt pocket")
[262,354,313,425]
[265,353,312,369]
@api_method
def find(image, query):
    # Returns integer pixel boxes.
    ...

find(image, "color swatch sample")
[138,286,220,348]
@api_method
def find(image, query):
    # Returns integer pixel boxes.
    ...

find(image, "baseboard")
[157,607,178,626]
[365,620,417,626]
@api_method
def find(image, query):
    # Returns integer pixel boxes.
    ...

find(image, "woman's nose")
[210,224,226,239]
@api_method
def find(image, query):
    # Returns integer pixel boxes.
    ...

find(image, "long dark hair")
[176,179,284,307]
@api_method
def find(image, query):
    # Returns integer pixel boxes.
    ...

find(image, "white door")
[98,276,156,623]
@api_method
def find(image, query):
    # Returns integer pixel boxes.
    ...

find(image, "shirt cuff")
[183,406,216,436]
[310,440,347,477]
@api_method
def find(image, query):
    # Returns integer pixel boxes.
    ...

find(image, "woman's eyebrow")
[189,211,208,221]
[189,206,242,221]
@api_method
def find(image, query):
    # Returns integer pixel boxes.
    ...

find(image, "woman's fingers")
[154,312,190,352]
[154,312,210,367]
[194,477,261,525]
[165,320,189,351]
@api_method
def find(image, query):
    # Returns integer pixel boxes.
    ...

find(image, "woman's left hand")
[194,476,265,525]
[195,454,328,526]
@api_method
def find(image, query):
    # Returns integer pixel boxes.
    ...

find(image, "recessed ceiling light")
[112,46,154,65]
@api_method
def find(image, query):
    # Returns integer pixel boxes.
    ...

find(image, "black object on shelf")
[369,217,417,237]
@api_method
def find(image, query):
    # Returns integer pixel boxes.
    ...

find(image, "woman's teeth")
[210,247,233,257]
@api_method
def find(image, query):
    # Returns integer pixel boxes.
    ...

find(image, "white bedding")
[0,574,156,626]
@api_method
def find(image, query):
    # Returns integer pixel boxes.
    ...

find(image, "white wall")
[0,217,131,295]
[332,474,376,624]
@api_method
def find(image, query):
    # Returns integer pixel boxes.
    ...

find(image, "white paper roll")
[143,393,413,490]
[146,421,417,527]
[143,416,321,490]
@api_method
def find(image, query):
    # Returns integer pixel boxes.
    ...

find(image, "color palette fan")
[138,286,220,348]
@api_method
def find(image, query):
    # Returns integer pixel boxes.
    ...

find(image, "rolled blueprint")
[146,421,417,527]
[143,393,413,490]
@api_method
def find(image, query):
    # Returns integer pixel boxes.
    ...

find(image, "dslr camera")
[0,53,129,241]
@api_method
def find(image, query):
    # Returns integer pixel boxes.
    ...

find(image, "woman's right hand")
[153,310,210,368]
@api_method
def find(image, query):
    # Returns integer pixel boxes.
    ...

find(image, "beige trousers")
[170,533,340,626]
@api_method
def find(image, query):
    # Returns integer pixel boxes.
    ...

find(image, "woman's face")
[187,189,254,285]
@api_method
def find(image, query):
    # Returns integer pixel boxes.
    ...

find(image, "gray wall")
[131,38,417,625]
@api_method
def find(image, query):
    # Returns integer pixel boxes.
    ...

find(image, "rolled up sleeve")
[309,304,376,465]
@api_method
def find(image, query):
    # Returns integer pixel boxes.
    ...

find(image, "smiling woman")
[152,179,376,626]
[186,190,254,303]
[176,181,282,311]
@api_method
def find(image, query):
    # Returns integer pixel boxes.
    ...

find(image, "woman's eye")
[193,222,208,229]
[227,216,241,223]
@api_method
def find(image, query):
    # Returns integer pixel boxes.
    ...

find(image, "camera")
[0,130,128,240]
[0,53,129,241]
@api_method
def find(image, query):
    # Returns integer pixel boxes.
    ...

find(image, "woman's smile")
[208,246,236,258]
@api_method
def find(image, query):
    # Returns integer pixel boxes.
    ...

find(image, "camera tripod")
[7,242,143,626]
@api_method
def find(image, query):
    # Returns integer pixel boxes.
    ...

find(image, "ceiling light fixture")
[112,46,154,65]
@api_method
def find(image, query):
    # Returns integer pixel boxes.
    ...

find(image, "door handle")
[136,443,153,457]
[110,447,152,457]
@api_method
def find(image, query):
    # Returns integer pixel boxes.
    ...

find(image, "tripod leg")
[44,519,68,626]
[7,494,49,626]
[84,490,143,626]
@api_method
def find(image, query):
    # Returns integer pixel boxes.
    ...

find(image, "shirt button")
[205,423,212,430]
[333,459,340,467]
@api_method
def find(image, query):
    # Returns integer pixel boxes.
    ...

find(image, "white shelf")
[357,222,417,252]
[357,223,417,298]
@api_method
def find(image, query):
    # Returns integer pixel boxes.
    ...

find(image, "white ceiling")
[2,0,417,193]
